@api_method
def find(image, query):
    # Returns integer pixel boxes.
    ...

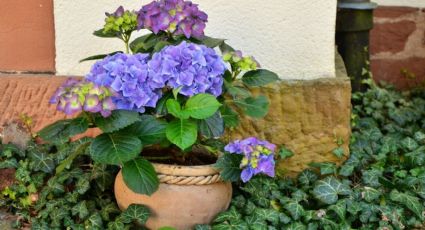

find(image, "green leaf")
[29,151,55,173]
[198,112,224,138]
[401,137,419,151]
[220,105,240,128]
[56,141,90,174]
[234,95,270,118]
[122,115,167,145]
[283,200,305,220]
[100,203,120,221]
[389,190,424,220]
[195,225,212,230]
[165,119,197,150]
[362,169,382,187]
[91,164,114,192]
[332,147,345,158]
[75,177,90,194]
[278,146,294,160]
[120,204,150,224]
[90,133,142,165]
[129,33,154,53]
[0,158,18,169]
[285,222,307,230]
[313,176,351,204]
[362,187,381,202]
[244,215,267,230]
[185,94,222,119]
[166,99,190,119]
[122,158,159,195]
[94,110,140,133]
[219,42,235,54]
[297,169,318,186]
[71,201,89,220]
[215,153,243,182]
[85,213,103,229]
[107,221,125,230]
[154,41,171,52]
[242,69,279,87]
[212,220,249,230]
[93,28,117,38]
[309,162,337,175]
[79,51,122,62]
[328,199,346,220]
[38,118,88,144]
[214,207,242,223]
[254,208,280,225]
[200,36,225,48]
[224,80,252,98]
[158,227,177,230]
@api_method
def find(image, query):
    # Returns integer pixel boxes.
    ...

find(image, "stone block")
[372,58,425,89]
[371,20,416,54]
[374,6,418,19]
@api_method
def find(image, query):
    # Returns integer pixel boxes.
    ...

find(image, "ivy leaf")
[71,201,89,220]
[212,220,249,230]
[122,158,159,195]
[94,110,140,133]
[242,69,279,87]
[244,215,267,230]
[413,131,425,143]
[234,95,270,118]
[362,187,381,202]
[220,105,240,128]
[165,119,197,150]
[122,115,167,145]
[285,222,307,230]
[389,190,424,220]
[214,207,242,223]
[278,146,294,160]
[120,204,150,224]
[85,213,103,229]
[198,112,224,138]
[401,137,419,151]
[75,177,90,194]
[339,164,355,177]
[254,208,280,225]
[29,151,55,173]
[90,133,142,165]
[0,158,18,169]
[100,203,120,221]
[309,162,337,175]
[91,164,114,192]
[328,199,346,220]
[185,93,222,119]
[283,200,305,220]
[215,153,243,182]
[313,176,351,205]
[332,147,345,158]
[195,225,211,230]
[107,221,125,230]
[362,169,382,187]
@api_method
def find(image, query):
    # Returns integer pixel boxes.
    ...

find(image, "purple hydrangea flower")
[148,41,226,97]
[50,78,116,117]
[225,137,276,182]
[86,53,165,113]
[137,0,208,38]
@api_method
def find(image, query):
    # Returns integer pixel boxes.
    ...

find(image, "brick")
[0,0,55,72]
[374,6,418,19]
[371,58,425,89]
[371,20,416,54]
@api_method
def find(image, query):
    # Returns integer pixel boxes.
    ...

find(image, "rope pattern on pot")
[157,173,222,185]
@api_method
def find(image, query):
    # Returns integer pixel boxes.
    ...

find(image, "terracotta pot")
[114,163,232,230]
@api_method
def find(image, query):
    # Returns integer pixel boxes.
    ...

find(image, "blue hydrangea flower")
[225,137,276,182]
[86,53,165,113]
[148,41,226,97]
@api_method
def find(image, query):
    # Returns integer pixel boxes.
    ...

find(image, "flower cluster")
[149,41,226,97]
[50,79,115,117]
[104,6,138,34]
[225,137,276,182]
[223,50,260,71]
[137,0,208,38]
[86,53,163,113]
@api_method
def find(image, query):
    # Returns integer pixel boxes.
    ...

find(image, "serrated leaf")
[38,118,88,144]
[242,69,279,87]
[120,204,150,224]
[198,112,224,138]
[185,94,222,119]
[94,110,140,133]
[215,153,243,182]
[122,115,167,145]
[313,176,351,204]
[166,99,190,119]
[90,133,142,165]
[165,119,197,150]
[221,105,240,128]
[122,158,159,195]
[234,95,270,118]
[79,51,122,62]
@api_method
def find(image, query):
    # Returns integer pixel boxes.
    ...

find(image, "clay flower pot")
[114,163,232,230]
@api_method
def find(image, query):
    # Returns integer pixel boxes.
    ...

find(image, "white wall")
[374,0,425,8]
[54,0,337,80]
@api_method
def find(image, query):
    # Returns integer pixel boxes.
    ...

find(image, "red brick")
[370,20,416,54]
[371,58,425,89]
[374,6,418,18]
[0,0,55,72]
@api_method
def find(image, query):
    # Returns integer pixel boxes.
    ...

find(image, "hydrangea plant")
[39,0,280,195]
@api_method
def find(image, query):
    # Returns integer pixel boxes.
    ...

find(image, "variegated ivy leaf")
[119,204,150,224]
[313,176,351,205]
[212,220,249,230]
[390,190,424,220]
[283,200,305,221]
[328,199,346,220]
[213,207,242,223]
[71,201,89,220]
[84,213,103,229]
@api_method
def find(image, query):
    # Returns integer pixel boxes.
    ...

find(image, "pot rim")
[152,162,220,177]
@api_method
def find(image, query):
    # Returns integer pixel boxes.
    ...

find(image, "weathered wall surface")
[374,0,425,8]
[54,0,337,80]
[371,6,425,89]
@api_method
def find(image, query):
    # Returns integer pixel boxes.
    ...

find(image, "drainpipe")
[336,0,377,92]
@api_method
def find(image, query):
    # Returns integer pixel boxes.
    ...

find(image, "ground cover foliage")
[208,83,425,230]
[1,83,425,229]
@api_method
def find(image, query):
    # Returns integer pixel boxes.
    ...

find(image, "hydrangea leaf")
[94,110,140,133]
[234,95,269,118]
[313,176,351,205]
[199,36,225,48]
[90,133,142,165]
[122,115,167,145]
[214,153,243,182]
[198,112,224,138]
[122,158,159,195]
[166,99,190,119]
[185,94,222,119]
[241,69,279,87]
[119,204,150,224]
[165,119,197,150]
[38,118,88,144]
[79,51,122,63]
[220,105,240,128]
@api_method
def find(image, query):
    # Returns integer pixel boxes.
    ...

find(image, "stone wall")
[371,6,425,89]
